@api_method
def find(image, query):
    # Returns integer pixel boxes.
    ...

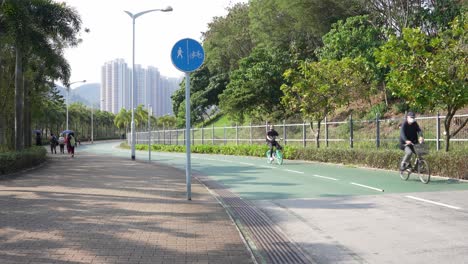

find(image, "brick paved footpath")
[0,149,255,264]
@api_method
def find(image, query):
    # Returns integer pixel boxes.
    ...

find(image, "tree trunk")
[23,77,31,148]
[309,121,321,148]
[383,82,388,107]
[444,112,453,152]
[0,56,4,146]
[15,46,24,151]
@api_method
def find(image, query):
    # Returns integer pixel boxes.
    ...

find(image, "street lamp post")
[124,6,173,160]
[91,105,93,144]
[66,80,86,130]
[148,104,152,161]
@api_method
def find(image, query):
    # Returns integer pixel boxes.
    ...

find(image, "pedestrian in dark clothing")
[49,133,58,154]
[36,132,42,146]
[399,112,424,170]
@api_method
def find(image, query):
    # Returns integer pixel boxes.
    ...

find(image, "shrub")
[132,143,467,179]
[0,146,47,175]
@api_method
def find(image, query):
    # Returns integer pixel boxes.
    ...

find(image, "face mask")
[408,118,415,124]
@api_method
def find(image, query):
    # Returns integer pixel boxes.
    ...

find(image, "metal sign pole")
[148,104,151,161]
[185,73,191,200]
[171,38,204,201]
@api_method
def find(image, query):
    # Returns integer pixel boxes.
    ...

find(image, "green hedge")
[0,146,47,175]
[130,143,467,179]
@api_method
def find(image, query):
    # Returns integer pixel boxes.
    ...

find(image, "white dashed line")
[283,169,304,174]
[259,165,276,169]
[239,162,255,166]
[350,182,384,192]
[406,195,461,210]
[312,174,338,181]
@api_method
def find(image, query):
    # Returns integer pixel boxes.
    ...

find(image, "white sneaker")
[269,157,274,162]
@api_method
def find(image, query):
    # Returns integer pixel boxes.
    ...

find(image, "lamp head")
[162,6,173,12]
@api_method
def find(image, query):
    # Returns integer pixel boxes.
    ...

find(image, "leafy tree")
[114,108,131,134]
[365,0,464,36]
[281,57,377,147]
[0,0,81,150]
[157,115,177,129]
[249,0,365,59]
[375,13,467,151]
[202,3,253,74]
[172,66,228,127]
[317,15,388,105]
[318,15,385,61]
[134,104,149,130]
[219,47,292,123]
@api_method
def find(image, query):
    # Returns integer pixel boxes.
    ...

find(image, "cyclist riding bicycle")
[399,112,424,171]
[266,125,282,162]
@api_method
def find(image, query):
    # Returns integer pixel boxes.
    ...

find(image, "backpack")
[50,136,58,145]
[69,135,76,146]
[58,136,65,144]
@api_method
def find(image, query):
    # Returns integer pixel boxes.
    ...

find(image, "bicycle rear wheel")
[399,162,410,181]
[417,159,431,184]
[276,150,283,165]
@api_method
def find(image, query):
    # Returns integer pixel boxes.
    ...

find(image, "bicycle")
[399,143,431,183]
[266,139,283,165]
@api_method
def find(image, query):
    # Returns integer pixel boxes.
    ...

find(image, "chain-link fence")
[131,113,468,151]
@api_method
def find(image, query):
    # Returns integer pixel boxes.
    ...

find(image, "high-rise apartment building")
[100,59,180,117]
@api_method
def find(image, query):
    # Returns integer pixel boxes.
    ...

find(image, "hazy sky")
[61,0,247,86]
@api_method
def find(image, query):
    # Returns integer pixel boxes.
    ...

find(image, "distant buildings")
[100,59,180,116]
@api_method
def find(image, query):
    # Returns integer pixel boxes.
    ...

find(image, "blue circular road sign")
[171,38,205,72]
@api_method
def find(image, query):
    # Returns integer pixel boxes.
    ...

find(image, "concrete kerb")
[192,172,260,264]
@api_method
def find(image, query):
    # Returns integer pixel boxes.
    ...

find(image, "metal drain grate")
[196,175,314,264]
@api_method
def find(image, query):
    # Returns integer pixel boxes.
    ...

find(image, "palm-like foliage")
[0,0,81,150]
[114,108,131,134]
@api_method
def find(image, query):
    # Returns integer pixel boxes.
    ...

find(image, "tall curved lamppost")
[124,6,173,160]
[66,80,86,130]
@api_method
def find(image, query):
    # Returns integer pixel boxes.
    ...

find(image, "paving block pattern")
[0,150,254,264]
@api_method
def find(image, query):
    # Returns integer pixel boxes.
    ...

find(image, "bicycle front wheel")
[266,150,273,164]
[417,159,431,184]
[276,150,283,165]
[399,162,410,181]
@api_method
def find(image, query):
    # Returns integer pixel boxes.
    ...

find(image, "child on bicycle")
[266,125,282,162]
[399,112,424,171]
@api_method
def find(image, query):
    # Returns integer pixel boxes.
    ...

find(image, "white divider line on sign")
[350,182,384,192]
[406,195,461,210]
[313,174,338,181]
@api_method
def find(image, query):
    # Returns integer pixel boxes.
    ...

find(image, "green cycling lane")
[79,141,468,201]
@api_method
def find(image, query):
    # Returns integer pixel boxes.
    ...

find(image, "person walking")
[58,133,65,154]
[67,133,76,158]
[35,132,42,146]
[64,133,70,154]
[49,133,58,154]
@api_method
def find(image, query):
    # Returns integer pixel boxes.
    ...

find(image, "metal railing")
[130,113,468,151]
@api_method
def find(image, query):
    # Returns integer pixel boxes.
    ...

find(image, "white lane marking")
[283,169,304,174]
[239,162,255,166]
[350,182,384,192]
[313,174,338,181]
[259,165,276,169]
[406,195,461,210]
